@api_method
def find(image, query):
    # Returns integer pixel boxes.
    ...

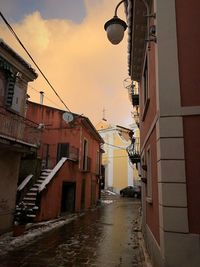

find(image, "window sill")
[141,98,150,122]
[146,197,153,204]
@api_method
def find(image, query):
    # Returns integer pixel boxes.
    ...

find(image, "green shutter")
[0,56,16,106]
[0,56,13,73]
[5,75,16,106]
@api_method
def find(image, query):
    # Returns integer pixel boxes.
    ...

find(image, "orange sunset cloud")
[0,0,133,126]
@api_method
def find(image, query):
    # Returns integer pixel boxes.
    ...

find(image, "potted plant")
[13,202,35,237]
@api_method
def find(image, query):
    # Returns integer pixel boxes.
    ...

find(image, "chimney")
[39,91,44,105]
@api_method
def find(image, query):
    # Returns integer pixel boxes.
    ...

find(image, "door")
[61,182,76,213]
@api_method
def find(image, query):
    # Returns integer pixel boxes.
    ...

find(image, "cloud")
[0,0,133,127]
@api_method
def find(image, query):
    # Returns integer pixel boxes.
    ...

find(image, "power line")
[28,85,64,109]
[103,142,127,150]
[0,11,72,113]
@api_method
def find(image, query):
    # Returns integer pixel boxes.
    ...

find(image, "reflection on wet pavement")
[0,199,144,267]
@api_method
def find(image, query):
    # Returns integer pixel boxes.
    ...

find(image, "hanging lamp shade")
[104,16,127,45]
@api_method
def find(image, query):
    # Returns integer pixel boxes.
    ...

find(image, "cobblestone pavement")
[0,198,145,267]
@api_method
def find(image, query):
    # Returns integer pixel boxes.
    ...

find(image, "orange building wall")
[27,102,101,222]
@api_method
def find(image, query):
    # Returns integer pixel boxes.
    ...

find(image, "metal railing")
[0,107,41,146]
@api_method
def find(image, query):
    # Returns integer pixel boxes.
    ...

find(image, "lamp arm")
[114,0,125,17]
[140,0,156,45]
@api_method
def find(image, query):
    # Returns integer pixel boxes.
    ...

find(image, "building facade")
[96,119,139,193]
[25,102,103,221]
[124,0,200,266]
[0,40,38,234]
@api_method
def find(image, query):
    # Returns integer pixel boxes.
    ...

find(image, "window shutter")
[5,75,15,106]
[57,143,69,162]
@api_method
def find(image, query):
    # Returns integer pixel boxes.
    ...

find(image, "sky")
[0,0,133,127]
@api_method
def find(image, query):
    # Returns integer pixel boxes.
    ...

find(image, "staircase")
[21,169,52,218]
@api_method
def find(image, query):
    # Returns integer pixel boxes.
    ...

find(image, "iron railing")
[0,107,41,146]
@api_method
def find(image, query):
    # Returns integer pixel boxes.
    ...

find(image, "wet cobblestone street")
[0,199,145,267]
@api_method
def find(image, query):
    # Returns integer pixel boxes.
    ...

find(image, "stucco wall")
[183,116,200,233]
[175,0,200,107]
[0,150,21,233]
[145,128,160,244]
[37,161,98,222]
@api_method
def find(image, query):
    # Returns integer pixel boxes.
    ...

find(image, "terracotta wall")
[27,102,101,221]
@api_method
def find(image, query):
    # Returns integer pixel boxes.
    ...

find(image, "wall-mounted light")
[104,0,156,46]
[104,0,127,45]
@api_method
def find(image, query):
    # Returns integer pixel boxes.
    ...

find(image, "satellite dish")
[62,112,74,123]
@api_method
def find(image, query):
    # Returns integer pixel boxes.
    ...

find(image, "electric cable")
[103,142,127,150]
[0,11,72,113]
[28,85,64,110]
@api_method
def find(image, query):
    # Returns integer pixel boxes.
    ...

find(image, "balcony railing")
[126,140,140,164]
[0,107,40,147]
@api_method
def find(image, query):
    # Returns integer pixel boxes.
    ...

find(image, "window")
[141,56,150,121]
[57,143,69,162]
[82,139,88,171]
[146,147,152,201]
[5,75,15,107]
[143,57,148,105]
[11,83,23,112]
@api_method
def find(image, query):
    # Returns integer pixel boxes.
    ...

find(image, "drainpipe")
[39,91,44,105]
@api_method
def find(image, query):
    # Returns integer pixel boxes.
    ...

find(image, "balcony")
[126,140,140,165]
[0,107,40,147]
[132,93,139,106]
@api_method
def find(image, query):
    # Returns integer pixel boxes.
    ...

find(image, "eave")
[127,0,148,82]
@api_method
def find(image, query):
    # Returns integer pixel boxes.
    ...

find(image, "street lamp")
[104,0,127,45]
[104,0,156,46]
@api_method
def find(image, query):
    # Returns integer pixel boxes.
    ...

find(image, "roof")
[0,39,38,78]
[81,117,104,143]
[27,101,104,144]
[126,0,150,81]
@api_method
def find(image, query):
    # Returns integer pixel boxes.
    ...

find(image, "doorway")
[61,182,76,214]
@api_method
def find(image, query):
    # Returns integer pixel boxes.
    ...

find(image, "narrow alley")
[0,199,145,267]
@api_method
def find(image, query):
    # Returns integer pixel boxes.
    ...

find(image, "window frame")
[82,138,88,171]
[141,54,150,121]
[146,146,153,203]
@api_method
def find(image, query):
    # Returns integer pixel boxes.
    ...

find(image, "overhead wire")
[103,141,127,150]
[28,85,64,110]
[0,11,72,113]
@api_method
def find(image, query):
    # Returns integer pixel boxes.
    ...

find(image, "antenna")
[62,112,74,123]
[102,107,107,121]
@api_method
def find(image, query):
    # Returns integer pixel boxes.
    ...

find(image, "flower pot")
[13,224,26,237]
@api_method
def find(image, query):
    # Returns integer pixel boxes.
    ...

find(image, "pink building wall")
[176,0,200,234]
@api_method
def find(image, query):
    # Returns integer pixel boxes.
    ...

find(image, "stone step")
[23,197,36,202]
[26,192,37,196]
[39,176,48,179]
